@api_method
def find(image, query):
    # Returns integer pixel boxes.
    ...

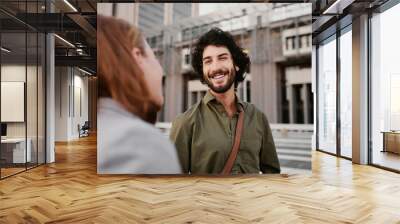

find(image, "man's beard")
[204,67,235,94]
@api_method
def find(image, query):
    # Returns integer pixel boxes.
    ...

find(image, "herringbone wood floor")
[1,135,400,223]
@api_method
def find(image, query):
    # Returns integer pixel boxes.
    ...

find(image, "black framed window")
[315,20,353,160]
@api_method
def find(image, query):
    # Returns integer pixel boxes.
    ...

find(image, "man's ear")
[131,47,144,65]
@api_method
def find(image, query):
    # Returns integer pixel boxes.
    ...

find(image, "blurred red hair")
[97,15,160,123]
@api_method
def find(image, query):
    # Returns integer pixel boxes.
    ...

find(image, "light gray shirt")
[97,98,181,174]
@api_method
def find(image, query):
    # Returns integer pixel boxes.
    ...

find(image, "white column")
[312,45,317,150]
[46,24,55,164]
[286,85,294,123]
[97,3,113,16]
[164,3,173,25]
[115,3,135,24]
[352,14,369,164]
[191,3,199,17]
[133,4,140,26]
[302,83,309,123]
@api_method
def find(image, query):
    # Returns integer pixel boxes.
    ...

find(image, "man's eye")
[203,60,211,65]
[219,57,227,61]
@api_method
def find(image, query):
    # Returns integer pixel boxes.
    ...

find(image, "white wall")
[55,66,69,141]
[55,67,89,141]
[72,74,89,138]
[1,65,35,138]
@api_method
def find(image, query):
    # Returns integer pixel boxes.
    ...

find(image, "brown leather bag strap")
[221,106,245,174]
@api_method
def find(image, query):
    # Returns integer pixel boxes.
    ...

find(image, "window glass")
[339,27,352,158]
[317,35,337,154]
[371,3,400,171]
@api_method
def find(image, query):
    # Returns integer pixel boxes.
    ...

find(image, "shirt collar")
[203,90,245,109]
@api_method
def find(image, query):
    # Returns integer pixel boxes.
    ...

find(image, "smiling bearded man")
[170,28,280,174]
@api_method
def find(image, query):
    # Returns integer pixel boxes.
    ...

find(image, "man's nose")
[209,60,221,74]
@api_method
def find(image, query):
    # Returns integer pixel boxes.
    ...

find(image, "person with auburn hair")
[97,15,181,174]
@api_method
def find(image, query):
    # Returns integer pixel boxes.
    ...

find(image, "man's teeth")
[212,74,225,80]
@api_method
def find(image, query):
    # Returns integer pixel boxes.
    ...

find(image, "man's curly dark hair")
[191,27,250,88]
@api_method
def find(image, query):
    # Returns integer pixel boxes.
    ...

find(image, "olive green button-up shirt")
[170,91,280,174]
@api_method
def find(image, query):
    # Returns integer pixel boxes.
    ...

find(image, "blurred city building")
[100,3,312,125]
[147,3,312,126]
[99,3,313,173]
[98,3,198,31]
